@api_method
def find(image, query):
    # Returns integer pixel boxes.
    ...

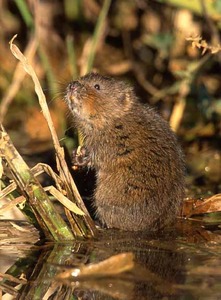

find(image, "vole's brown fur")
[65,73,185,231]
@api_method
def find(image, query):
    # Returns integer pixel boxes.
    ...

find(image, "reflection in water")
[68,230,188,300]
[2,224,221,299]
[15,229,187,300]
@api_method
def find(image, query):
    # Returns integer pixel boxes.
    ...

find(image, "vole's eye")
[94,84,100,90]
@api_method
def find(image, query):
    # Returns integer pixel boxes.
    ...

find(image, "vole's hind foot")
[72,146,91,169]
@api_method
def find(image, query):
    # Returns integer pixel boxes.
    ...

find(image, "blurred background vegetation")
[1,0,221,197]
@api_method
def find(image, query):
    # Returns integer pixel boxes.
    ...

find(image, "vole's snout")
[67,81,81,96]
[65,81,81,109]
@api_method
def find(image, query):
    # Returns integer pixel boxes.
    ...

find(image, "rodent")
[65,72,185,231]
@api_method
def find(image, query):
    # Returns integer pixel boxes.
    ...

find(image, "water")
[1,219,221,300]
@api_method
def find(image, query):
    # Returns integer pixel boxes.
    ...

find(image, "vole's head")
[65,73,134,129]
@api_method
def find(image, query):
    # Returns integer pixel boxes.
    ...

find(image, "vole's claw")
[72,146,91,169]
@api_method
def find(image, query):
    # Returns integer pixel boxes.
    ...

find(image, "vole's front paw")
[72,146,91,169]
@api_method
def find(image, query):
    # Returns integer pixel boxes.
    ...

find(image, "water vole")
[65,73,185,231]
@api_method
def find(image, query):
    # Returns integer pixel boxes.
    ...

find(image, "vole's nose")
[67,81,81,93]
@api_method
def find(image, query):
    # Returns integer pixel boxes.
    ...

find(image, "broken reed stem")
[0,128,74,241]
[9,35,96,238]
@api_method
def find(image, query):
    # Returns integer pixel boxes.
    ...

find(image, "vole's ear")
[119,91,132,107]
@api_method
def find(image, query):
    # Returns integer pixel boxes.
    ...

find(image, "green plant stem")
[66,35,78,79]
[38,46,58,96]
[85,0,112,73]
[14,0,33,28]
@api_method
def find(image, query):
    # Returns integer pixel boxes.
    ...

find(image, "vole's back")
[90,102,185,231]
[66,73,185,231]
